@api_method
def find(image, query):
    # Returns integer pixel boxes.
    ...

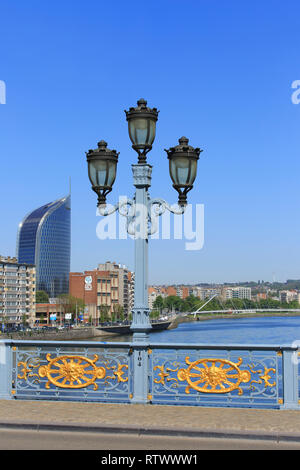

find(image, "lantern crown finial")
[178,136,189,145]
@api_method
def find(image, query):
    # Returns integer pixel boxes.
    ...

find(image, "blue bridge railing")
[0,339,299,409]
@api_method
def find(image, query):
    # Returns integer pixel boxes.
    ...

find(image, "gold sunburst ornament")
[177,357,251,395]
[38,354,106,390]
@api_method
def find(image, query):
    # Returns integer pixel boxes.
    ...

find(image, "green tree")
[164,295,180,312]
[98,305,110,322]
[113,304,125,321]
[150,310,160,319]
[224,298,244,310]
[183,295,200,312]
[58,294,85,320]
[288,300,300,309]
[153,295,165,312]
[36,290,49,303]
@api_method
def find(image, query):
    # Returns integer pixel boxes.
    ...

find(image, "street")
[0,428,300,451]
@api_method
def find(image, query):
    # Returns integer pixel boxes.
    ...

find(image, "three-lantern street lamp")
[86,99,202,403]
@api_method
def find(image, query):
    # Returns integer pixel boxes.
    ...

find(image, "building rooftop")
[0,255,35,267]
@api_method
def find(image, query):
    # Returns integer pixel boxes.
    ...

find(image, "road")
[0,428,300,451]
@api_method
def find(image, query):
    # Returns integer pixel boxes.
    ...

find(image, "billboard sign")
[85,275,93,291]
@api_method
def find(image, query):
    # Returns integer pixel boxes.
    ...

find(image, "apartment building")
[97,262,132,317]
[196,287,222,300]
[127,271,135,313]
[256,292,267,300]
[148,284,191,309]
[279,290,300,304]
[176,286,189,299]
[0,255,36,326]
[221,286,252,300]
[148,287,158,309]
[69,261,134,322]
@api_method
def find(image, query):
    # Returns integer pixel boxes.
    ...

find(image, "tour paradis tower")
[16,195,71,298]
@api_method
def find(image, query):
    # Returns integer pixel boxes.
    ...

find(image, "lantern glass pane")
[89,159,117,188]
[170,157,198,186]
[129,118,156,146]
[188,159,198,185]
[88,160,108,187]
[170,157,190,185]
[106,160,117,187]
[147,119,156,146]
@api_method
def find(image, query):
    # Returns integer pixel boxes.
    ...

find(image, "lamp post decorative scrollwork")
[86,99,202,403]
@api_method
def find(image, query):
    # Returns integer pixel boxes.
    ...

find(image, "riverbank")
[0,327,114,341]
[170,310,300,327]
[2,311,300,341]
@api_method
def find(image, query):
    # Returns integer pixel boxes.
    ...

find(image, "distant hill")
[193,280,300,290]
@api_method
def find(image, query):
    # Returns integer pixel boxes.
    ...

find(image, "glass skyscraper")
[16,195,71,298]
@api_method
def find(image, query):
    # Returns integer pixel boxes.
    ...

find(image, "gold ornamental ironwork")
[177,357,251,395]
[17,353,129,391]
[38,354,106,390]
[153,356,277,396]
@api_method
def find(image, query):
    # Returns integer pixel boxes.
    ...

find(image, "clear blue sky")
[0,0,299,284]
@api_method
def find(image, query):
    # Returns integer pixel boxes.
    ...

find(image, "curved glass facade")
[17,196,71,297]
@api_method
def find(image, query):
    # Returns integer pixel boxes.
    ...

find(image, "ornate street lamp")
[86,99,202,403]
[165,137,202,207]
[125,98,159,163]
[86,140,119,206]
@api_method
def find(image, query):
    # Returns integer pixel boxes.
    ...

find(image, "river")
[89,315,300,345]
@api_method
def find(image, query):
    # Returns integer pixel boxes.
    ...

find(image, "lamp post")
[86,99,202,403]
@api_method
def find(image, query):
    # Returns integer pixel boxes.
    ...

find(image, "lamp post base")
[130,337,150,404]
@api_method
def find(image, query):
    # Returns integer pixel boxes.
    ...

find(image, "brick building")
[35,303,65,325]
[69,262,134,323]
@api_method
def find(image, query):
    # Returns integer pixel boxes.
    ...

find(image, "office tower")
[16,195,71,298]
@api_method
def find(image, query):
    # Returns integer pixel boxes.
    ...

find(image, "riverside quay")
[0,339,299,410]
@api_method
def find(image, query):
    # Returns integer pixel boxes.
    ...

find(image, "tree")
[98,305,110,322]
[183,295,200,312]
[225,298,244,310]
[164,295,180,312]
[288,300,300,309]
[36,291,49,303]
[113,304,124,321]
[150,310,160,319]
[153,295,164,312]
[58,294,85,320]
